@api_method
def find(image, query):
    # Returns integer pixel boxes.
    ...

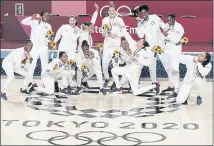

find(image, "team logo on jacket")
[74,31,77,34]
[151,21,155,25]
[45,26,48,29]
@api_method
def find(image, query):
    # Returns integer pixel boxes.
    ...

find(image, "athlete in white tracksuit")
[101,5,125,87]
[75,41,106,94]
[32,52,73,95]
[160,14,184,95]
[21,12,52,79]
[111,27,161,96]
[164,52,212,104]
[54,16,81,60]
[110,38,133,89]
[79,3,99,49]
[136,5,167,83]
[1,40,33,100]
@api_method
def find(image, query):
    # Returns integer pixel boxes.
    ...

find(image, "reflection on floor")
[1,79,213,145]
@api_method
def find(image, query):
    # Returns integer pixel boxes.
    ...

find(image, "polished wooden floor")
[1,78,213,145]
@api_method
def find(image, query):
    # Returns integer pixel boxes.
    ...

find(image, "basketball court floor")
[1,78,213,145]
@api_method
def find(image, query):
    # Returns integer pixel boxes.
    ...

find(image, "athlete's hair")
[59,51,66,58]
[168,14,176,19]
[109,2,115,9]
[40,11,48,17]
[81,40,89,49]
[139,5,149,12]
[26,39,33,45]
[121,37,126,41]
[202,52,211,67]
[70,15,78,25]
[143,40,149,48]
[84,22,93,27]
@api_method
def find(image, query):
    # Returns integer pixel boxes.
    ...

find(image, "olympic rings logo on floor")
[26,95,181,119]
[26,130,167,145]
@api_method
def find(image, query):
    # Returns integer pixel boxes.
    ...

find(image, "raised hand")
[193,57,199,63]
[32,14,41,19]
[31,14,37,19]
[94,3,99,11]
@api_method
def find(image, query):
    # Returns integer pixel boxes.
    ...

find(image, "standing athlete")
[21,11,52,82]
[101,4,125,87]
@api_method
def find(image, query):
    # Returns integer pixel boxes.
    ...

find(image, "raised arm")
[121,27,137,50]
[90,3,99,24]
[21,14,38,26]
[115,18,125,38]
[135,20,145,38]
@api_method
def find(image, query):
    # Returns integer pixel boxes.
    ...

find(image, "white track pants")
[77,61,103,89]
[159,53,180,92]
[146,47,157,83]
[102,45,120,80]
[29,44,49,81]
[111,64,156,96]
[176,76,204,104]
[35,70,69,94]
[2,60,31,93]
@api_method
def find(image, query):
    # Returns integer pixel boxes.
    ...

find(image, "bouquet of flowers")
[54,64,60,71]
[112,49,121,63]
[152,45,163,57]
[21,56,33,65]
[67,59,76,70]
[96,43,104,52]
[46,30,54,38]
[81,64,89,78]
[102,24,111,34]
[48,41,56,48]
[181,36,188,44]
[46,30,56,50]
[49,40,57,59]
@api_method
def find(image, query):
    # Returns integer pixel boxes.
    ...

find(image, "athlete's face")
[60,53,68,63]
[69,17,77,26]
[198,52,207,63]
[137,39,144,48]
[140,9,148,19]
[24,43,33,53]
[42,13,49,22]
[167,16,175,26]
[121,39,129,50]
[108,7,116,18]
[88,24,94,33]
[83,46,89,55]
